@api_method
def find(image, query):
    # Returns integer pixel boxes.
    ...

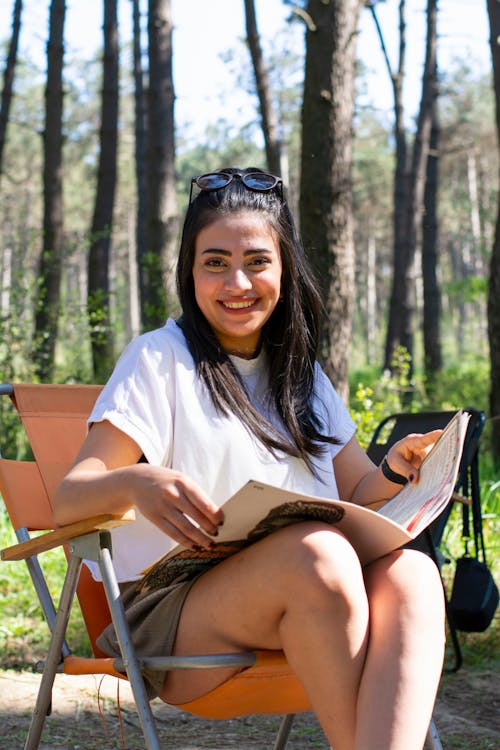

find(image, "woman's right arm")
[53,420,223,550]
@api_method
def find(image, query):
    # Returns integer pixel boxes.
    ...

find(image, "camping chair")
[367,407,486,673]
[0,383,444,750]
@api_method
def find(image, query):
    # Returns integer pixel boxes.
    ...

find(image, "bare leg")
[355,549,445,750]
[161,524,445,750]
[163,522,370,749]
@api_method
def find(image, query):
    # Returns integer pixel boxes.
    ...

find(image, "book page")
[377,410,470,535]
[140,484,413,591]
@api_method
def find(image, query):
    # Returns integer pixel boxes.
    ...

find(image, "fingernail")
[409,473,415,483]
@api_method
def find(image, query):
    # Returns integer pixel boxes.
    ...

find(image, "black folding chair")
[366,408,486,672]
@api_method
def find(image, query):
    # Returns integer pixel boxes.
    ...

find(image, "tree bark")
[87,0,119,381]
[486,0,500,464]
[131,0,149,331]
[34,0,66,382]
[243,0,282,176]
[145,0,178,329]
[386,0,438,371]
[299,0,362,400]
[368,0,409,371]
[422,105,443,382]
[0,0,23,180]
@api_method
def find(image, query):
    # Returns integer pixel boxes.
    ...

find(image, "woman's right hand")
[54,420,223,550]
[128,464,224,550]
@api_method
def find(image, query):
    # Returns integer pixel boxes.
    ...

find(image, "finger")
[180,482,224,530]
[155,507,217,550]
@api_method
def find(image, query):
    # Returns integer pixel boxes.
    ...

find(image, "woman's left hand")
[385,430,442,484]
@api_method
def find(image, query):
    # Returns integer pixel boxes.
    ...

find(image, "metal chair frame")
[1,383,445,749]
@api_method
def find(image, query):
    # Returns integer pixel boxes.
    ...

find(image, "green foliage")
[0,505,90,668]
[349,348,424,448]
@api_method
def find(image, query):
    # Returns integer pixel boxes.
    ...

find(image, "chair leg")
[99,544,162,750]
[273,714,295,750]
[24,553,82,750]
[425,717,443,750]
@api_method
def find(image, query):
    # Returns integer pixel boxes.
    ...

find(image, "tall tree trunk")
[299,0,362,400]
[422,104,442,383]
[132,0,149,331]
[486,0,500,464]
[87,0,119,381]
[368,0,409,371]
[385,0,438,373]
[145,0,178,329]
[0,0,23,180]
[34,0,66,382]
[243,0,282,176]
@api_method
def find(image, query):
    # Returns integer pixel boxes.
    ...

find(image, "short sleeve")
[89,332,174,466]
[313,364,356,457]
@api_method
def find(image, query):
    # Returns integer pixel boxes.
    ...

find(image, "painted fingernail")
[409,473,415,483]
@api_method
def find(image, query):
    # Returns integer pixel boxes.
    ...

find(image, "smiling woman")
[53,165,446,750]
[192,212,282,357]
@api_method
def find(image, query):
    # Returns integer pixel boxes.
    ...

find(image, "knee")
[272,522,367,608]
[368,549,445,628]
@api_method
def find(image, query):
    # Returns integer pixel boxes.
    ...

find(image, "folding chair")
[0,383,444,750]
[367,407,486,673]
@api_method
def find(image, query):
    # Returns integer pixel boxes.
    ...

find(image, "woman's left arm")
[333,430,442,506]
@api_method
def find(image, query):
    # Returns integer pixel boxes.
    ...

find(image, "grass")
[0,508,91,668]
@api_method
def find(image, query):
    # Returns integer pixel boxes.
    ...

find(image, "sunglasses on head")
[189,171,283,203]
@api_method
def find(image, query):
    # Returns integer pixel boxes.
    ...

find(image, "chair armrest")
[1,510,136,561]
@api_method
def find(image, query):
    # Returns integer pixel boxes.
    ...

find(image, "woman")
[54,168,445,750]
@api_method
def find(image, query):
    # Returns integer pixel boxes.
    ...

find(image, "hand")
[129,465,224,550]
[386,430,442,484]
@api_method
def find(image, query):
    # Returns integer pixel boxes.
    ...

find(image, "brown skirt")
[96,575,201,698]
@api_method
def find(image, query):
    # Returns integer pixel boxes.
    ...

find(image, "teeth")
[222,300,255,309]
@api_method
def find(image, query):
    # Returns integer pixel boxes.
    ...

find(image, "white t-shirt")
[87,318,356,581]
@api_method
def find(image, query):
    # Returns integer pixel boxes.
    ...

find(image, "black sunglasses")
[189,171,283,203]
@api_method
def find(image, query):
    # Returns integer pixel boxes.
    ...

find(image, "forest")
[0,0,500,463]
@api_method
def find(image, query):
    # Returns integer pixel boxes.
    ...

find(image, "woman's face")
[192,211,282,357]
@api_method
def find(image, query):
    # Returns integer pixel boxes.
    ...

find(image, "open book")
[140,410,470,592]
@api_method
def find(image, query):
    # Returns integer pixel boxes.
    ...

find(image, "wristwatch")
[380,455,408,485]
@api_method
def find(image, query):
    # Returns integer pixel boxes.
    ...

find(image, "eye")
[247,255,272,268]
[204,257,228,270]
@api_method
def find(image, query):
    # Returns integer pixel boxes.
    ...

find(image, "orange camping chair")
[0,383,445,750]
[0,383,310,750]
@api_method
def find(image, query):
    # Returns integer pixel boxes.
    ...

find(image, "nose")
[224,267,252,292]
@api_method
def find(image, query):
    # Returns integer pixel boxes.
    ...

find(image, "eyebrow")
[200,248,274,256]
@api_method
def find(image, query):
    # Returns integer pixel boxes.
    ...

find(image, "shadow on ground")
[0,666,498,749]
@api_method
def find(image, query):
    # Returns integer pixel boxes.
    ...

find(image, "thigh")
[161,520,365,703]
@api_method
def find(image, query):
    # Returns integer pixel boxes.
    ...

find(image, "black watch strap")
[380,455,408,485]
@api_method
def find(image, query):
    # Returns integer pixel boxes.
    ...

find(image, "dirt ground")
[0,663,498,750]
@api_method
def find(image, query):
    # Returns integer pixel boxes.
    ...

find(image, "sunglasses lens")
[195,173,231,191]
[243,173,278,190]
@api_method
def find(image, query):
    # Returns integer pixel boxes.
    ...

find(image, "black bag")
[448,485,499,633]
[449,554,499,632]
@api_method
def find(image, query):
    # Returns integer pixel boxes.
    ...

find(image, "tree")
[487,0,500,463]
[34,0,66,381]
[131,0,149,331]
[387,0,438,370]
[367,0,409,370]
[144,0,178,329]
[299,0,363,399]
[87,0,119,381]
[421,102,442,383]
[243,0,282,176]
[0,0,23,180]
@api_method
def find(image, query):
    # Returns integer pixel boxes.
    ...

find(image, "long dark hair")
[176,167,337,473]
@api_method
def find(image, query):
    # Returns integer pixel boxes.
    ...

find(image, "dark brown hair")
[176,167,337,473]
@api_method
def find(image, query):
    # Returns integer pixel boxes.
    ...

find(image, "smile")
[220,300,256,310]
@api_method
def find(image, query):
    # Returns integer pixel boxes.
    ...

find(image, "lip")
[219,299,258,310]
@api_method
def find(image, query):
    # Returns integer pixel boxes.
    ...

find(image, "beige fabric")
[96,576,200,697]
